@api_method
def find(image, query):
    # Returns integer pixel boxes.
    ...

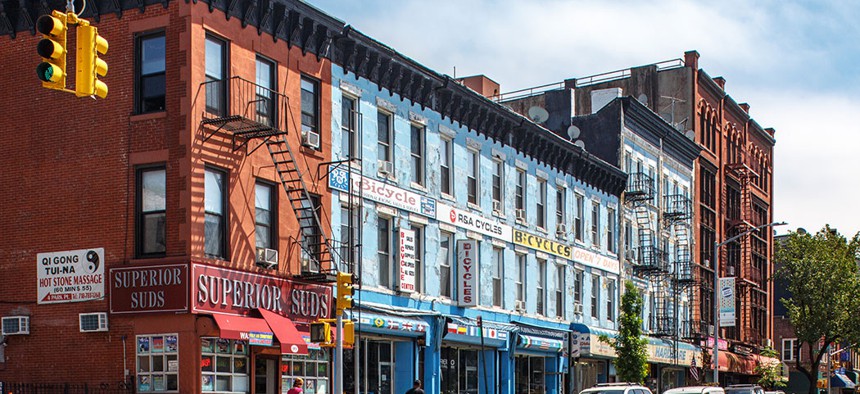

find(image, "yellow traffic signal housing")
[343,320,355,346]
[336,272,355,312]
[76,23,108,98]
[309,321,331,344]
[35,11,68,90]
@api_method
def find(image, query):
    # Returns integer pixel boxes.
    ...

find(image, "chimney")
[684,50,700,69]
[739,103,750,113]
[591,88,622,114]
[457,75,500,99]
[713,77,726,90]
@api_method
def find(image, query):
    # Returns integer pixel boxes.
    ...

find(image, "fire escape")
[195,76,345,278]
[664,191,694,338]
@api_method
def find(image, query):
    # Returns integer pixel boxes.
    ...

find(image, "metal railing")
[0,381,133,394]
[196,76,291,141]
[574,58,684,88]
[625,172,655,202]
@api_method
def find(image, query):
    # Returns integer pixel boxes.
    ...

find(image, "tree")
[600,280,648,383]
[774,226,860,394]
[755,346,786,390]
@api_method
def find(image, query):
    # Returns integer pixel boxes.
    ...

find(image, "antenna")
[527,106,549,123]
[567,125,581,140]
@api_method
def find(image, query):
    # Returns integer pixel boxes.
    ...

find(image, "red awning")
[212,314,273,342]
[259,308,309,356]
[718,351,758,374]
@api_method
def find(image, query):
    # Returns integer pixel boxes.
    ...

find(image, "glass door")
[254,356,277,394]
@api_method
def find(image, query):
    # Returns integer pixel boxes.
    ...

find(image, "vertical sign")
[719,277,736,327]
[457,240,478,307]
[398,228,416,293]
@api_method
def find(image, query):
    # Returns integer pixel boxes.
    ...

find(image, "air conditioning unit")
[765,338,773,347]
[256,247,279,269]
[301,130,321,149]
[726,265,736,276]
[626,249,638,262]
[79,312,108,333]
[573,303,584,315]
[515,209,527,222]
[556,222,567,238]
[2,316,30,335]
[492,200,502,213]
[378,160,394,176]
[514,300,526,312]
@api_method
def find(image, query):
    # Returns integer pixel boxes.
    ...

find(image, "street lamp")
[712,221,787,384]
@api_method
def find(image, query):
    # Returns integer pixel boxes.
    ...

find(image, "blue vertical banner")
[719,277,736,327]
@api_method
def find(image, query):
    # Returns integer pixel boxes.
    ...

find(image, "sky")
[309,0,860,237]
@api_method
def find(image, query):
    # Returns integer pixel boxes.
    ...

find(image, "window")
[467,149,479,205]
[136,334,179,392]
[591,275,600,319]
[515,170,526,212]
[492,247,503,307]
[135,32,165,113]
[537,180,546,229]
[299,195,323,272]
[492,159,504,208]
[205,35,227,115]
[574,193,584,241]
[607,207,616,253]
[782,338,798,361]
[301,76,320,145]
[340,205,359,268]
[555,264,564,318]
[440,139,452,195]
[254,182,275,249]
[573,270,583,304]
[201,338,248,393]
[410,124,425,185]
[282,350,329,394]
[255,56,276,126]
[377,217,392,289]
[440,232,454,298]
[591,201,600,247]
[536,258,546,316]
[411,226,424,293]
[606,279,615,321]
[204,167,227,259]
[516,254,526,304]
[377,111,392,165]
[137,166,166,257]
[556,187,565,235]
[341,96,357,159]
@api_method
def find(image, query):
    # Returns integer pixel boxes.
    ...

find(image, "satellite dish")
[684,130,695,140]
[567,125,581,140]
[637,94,648,106]
[527,106,549,123]
[574,140,586,150]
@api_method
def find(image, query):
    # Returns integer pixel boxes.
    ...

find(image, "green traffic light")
[36,62,61,83]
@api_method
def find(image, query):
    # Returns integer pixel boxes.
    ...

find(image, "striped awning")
[518,334,564,352]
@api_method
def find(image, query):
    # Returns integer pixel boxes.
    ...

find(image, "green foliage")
[599,281,648,384]
[754,346,786,390]
[774,225,860,394]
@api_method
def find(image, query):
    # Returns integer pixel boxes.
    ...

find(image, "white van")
[663,386,727,394]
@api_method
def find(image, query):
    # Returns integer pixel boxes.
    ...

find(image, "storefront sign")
[571,246,620,275]
[398,228,417,292]
[329,167,436,217]
[438,203,512,241]
[457,240,478,306]
[247,331,274,346]
[648,342,695,366]
[351,311,429,335]
[571,331,616,358]
[513,230,571,260]
[719,277,736,327]
[37,248,105,304]
[192,264,332,324]
[110,264,189,314]
[703,336,729,351]
[446,322,509,341]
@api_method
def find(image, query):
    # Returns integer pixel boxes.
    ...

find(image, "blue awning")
[347,310,430,338]
[831,373,856,388]
[518,334,564,352]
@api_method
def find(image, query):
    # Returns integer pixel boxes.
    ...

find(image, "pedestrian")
[288,378,304,394]
[406,380,425,394]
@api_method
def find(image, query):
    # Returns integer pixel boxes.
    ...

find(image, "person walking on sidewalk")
[406,380,425,394]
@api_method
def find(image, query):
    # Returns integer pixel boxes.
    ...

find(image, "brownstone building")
[0,1,346,392]
[501,51,776,384]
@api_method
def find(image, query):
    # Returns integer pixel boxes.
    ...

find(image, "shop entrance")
[516,355,546,394]
[255,356,278,394]
[440,347,479,394]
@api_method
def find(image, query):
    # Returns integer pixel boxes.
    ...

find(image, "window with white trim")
[607,207,616,253]
[591,275,600,319]
[136,334,180,392]
[516,253,526,304]
[440,138,452,196]
[537,179,546,229]
[556,187,565,236]
[200,337,249,393]
[467,149,479,205]
[492,158,504,209]
[492,247,503,307]
[574,193,584,241]
[591,201,600,248]
[515,170,526,212]
[410,124,425,185]
[536,258,546,316]
[555,264,565,318]
[378,216,393,289]
[782,338,799,361]
[440,232,454,298]
[377,111,392,167]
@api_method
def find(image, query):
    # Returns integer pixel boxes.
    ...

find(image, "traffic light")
[309,321,331,344]
[336,272,355,312]
[35,11,68,90]
[76,22,108,98]
[343,320,354,346]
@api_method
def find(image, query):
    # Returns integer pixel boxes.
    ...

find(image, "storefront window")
[136,334,179,392]
[515,355,546,394]
[441,347,478,394]
[201,338,249,393]
[282,349,330,394]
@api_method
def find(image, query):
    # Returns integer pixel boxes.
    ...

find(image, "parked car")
[725,384,766,394]
[764,391,786,394]
[664,386,726,394]
[580,382,654,394]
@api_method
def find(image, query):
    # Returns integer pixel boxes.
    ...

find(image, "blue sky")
[309,0,860,237]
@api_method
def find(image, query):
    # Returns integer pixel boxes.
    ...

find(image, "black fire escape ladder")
[653,277,676,337]
[266,135,336,275]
